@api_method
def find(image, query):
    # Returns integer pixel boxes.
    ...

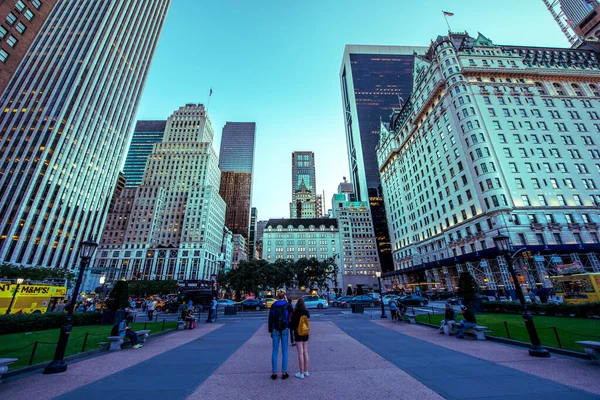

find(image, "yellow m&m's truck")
[0,279,67,314]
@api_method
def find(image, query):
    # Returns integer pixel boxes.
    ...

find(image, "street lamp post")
[493,234,550,358]
[6,278,24,314]
[44,239,98,374]
[375,271,387,319]
[210,273,218,298]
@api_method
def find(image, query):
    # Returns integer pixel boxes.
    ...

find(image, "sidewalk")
[1,318,598,399]
[372,319,600,397]
[0,323,224,399]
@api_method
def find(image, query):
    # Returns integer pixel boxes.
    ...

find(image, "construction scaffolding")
[542,0,582,46]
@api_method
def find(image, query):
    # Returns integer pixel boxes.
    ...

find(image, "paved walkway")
[1,318,598,399]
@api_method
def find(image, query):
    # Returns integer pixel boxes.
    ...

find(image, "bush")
[484,301,600,318]
[107,280,129,311]
[457,272,479,300]
[0,312,102,335]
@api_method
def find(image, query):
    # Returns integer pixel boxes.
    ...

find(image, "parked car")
[217,299,236,307]
[301,295,328,309]
[382,295,402,305]
[447,294,490,305]
[237,299,267,311]
[399,295,429,306]
[346,295,381,308]
[430,291,456,301]
[331,296,354,307]
[162,300,184,314]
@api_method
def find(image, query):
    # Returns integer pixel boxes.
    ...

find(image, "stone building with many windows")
[377,32,600,296]
[93,104,226,282]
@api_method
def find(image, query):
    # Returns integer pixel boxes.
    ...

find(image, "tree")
[0,264,74,285]
[108,280,129,311]
[127,280,177,297]
[457,272,479,300]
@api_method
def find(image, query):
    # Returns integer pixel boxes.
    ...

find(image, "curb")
[3,328,177,379]
[414,321,589,360]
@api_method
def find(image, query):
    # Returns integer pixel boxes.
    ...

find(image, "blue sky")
[136,0,569,221]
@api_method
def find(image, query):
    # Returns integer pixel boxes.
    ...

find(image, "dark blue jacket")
[268,300,290,333]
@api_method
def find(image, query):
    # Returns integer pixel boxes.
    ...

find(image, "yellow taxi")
[263,298,277,308]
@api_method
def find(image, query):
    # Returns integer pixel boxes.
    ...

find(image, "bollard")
[29,341,39,366]
[552,326,563,349]
[81,332,89,352]
[503,321,511,340]
[162,319,166,331]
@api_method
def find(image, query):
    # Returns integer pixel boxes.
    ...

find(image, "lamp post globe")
[44,239,98,374]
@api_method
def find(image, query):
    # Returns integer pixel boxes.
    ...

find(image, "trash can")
[351,304,365,314]
[224,306,237,316]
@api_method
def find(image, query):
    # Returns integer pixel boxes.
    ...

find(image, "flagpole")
[443,11,452,32]
[206,88,212,112]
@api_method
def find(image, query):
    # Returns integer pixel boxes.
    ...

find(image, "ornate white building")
[377,32,600,296]
[93,104,226,282]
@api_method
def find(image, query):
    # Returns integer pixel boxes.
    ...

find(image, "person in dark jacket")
[439,303,456,334]
[287,298,295,346]
[290,298,310,379]
[455,305,477,338]
[268,290,290,380]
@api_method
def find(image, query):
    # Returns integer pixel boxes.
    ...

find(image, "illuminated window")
[24,9,34,21]
[6,12,17,25]
[0,49,8,62]
[6,35,17,47]
[15,22,25,33]
[16,0,25,11]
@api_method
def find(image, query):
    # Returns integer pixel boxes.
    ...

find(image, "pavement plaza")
[1,316,599,400]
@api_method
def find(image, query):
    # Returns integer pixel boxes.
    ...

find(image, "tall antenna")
[541,0,582,46]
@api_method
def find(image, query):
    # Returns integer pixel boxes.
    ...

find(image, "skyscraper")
[0,0,170,269]
[0,0,59,95]
[290,151,322,218]
[248,207,257,260]
[94,104,226,282]
[339,45,426,272]
[340,45,427,201]
[218,122,256,239]
[123,120,167,188]
[560,0,597,24]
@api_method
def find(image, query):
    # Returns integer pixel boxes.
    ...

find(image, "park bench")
[0,358,17,383]
[404,313,416,324]
[442,322,457,336]
[576,341,600,365]
[177,320,186,330]
[464,325,489,340]
[136,330,151,344]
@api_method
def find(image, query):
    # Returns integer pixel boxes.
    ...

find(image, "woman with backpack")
[290,298,310,379]
[268,290,291,380]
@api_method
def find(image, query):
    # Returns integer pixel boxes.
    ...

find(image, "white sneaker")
[295,372,304,379]
[304,371,309,377]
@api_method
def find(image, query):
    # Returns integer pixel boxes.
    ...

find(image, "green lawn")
[0,321,176,370]
[415,312,600,352]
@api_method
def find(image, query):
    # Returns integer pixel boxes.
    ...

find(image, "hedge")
[0,312,102,335]
[484,301,600,318]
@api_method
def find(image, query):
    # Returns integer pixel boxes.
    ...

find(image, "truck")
[0,280,67,314]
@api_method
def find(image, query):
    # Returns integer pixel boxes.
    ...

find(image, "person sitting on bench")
[455,305,477,339]
[439,303,456,334]
[398,302,407,322]
[119,314,142,348]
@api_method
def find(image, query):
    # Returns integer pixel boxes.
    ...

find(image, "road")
[130,301,453,323]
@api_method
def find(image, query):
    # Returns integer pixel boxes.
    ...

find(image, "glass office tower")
[0,0,171,269]
[340,45,427,272]
[123,120,167,188]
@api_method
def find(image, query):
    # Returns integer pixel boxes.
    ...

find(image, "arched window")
[572,83,584,96]
[590,84,599,97]
[552,82,565,96]
[534,82,547,95]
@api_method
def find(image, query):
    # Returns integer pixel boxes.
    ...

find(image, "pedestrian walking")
[455,305,477,339]
[389,298,398,322]
[146,298,155,321]
[205,297,217,322]
[287,298,295,346]
[268,290,290,380]
[290,298,310,379]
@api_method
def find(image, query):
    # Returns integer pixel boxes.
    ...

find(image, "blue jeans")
[457,321,477,336]
[271,330,288,373]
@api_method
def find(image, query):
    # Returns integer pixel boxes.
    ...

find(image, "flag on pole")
[209,88,213,96]
[443,11,454,16]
